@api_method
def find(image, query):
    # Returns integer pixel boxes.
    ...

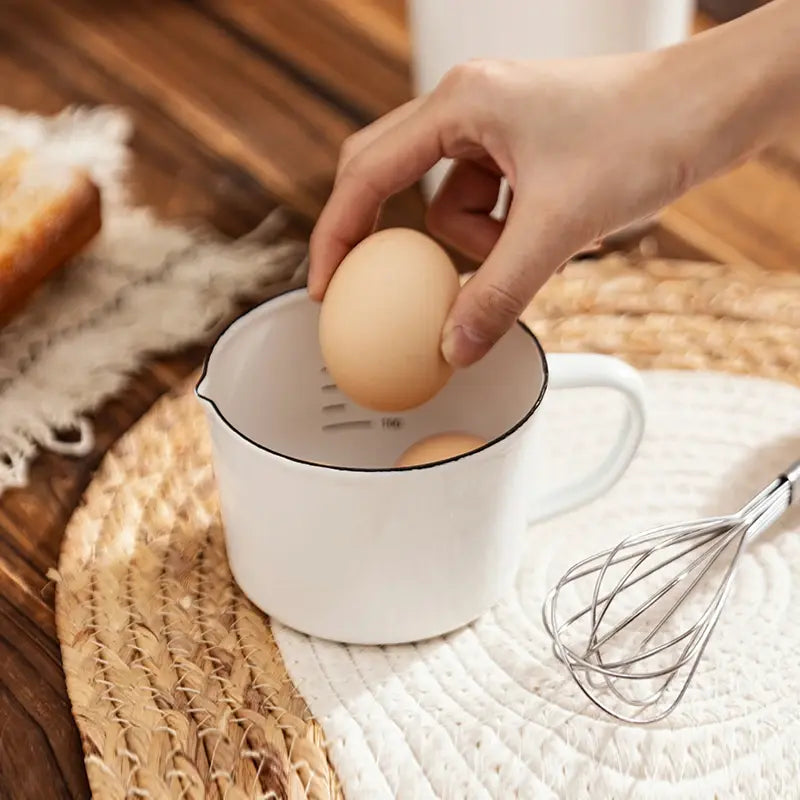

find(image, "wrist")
[652,0,800,186]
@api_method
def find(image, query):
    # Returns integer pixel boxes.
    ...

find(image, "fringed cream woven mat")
[0,105,306,494]
[57,256,800,799]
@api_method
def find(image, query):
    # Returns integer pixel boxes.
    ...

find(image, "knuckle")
[438,58,498,98]
[473,282,525,332]
[337,151,363,184]
[336,153,383,206]
[437,63,468,96]
[339,133,361,163]
[435,60,512,139]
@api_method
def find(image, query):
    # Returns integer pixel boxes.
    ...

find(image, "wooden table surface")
[1,2,798,798]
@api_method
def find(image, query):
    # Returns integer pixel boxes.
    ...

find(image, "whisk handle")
[784,460,800,505]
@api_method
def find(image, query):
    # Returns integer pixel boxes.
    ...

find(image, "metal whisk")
[542,459,800,724]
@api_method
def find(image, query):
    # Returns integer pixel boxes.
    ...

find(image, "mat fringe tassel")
[0,105,307,494]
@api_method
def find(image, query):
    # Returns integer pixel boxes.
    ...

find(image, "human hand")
[308,0,800,367]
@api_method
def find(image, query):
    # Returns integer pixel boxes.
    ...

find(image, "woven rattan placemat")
[55,387,341,800]
[56,255,800,799]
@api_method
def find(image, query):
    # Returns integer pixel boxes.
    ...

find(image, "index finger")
[308,97,447,299]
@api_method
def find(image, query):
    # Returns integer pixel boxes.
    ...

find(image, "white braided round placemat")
[275,369,800,800]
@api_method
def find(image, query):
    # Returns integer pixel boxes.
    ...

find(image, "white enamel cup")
[196,288,646,645]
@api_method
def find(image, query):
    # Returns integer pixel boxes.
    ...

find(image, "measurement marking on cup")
[321,383,338,392]
[382,417,403,429]
[322,403,346,413]
[322,420,373,432]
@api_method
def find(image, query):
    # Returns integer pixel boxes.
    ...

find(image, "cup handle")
[528,353,646,524]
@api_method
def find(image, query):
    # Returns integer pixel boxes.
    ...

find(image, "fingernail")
[441,324,491,368]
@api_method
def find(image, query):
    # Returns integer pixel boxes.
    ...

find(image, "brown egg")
[318,228,460,412]
[394,431,488,467]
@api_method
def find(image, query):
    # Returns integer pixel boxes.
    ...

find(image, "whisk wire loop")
[542,460,800,724]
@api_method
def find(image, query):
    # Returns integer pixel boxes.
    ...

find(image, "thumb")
[440,197,574,368]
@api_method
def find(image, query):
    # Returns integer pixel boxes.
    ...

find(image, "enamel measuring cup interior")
[196,288,646,644]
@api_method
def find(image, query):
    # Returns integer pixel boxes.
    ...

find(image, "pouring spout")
[195,371,213,405]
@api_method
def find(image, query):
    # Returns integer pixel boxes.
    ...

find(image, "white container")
[408,0,695,194]
[196,289,646,645]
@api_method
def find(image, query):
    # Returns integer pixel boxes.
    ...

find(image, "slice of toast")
[0,149,102,325]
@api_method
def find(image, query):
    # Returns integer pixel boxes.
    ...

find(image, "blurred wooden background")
[699,0,768,21]
[0,1,797,798]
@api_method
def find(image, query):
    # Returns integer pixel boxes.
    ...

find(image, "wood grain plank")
[0,684,74,800]
[194,0,410,120]
[655,209,756,265]
[320,0,410,65]
[18,0,356,217]
[698,0,768,23]
[0,595,90,799]
[0,543,56,637]
[0,10,281,238]
[665,159,800,271]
